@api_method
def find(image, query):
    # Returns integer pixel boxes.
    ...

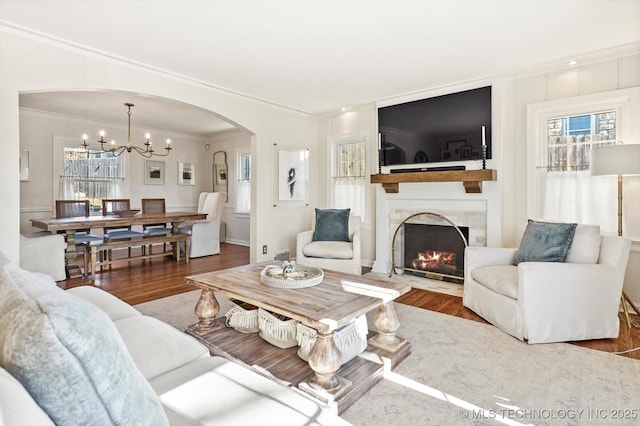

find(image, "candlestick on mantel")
[482,145,487,169]
[481,126,487,169]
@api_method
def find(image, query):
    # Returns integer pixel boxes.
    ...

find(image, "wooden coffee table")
[184,263,411,410]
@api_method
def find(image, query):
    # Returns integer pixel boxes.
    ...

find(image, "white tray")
[260,264,324,289]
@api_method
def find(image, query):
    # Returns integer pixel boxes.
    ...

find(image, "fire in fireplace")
[403,223,469,282]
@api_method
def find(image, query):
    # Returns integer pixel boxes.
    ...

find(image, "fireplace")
[403,223,469,282]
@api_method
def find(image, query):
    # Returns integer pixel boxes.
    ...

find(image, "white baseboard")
[224,238,249,247]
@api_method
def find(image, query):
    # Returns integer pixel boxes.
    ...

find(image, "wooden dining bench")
[80,233,190,283]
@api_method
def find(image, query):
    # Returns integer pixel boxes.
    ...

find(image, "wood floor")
[60,243,640,360]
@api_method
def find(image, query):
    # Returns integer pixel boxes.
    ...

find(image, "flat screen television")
[378,86,491,167]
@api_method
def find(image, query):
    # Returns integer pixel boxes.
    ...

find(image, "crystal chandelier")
[82,103,172,158]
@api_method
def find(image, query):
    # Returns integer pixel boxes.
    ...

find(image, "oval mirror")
[212,151,228,201]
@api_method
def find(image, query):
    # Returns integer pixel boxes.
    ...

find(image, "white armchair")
[179,192,226,258]
[463,224,631,344]
[296,212,362,275]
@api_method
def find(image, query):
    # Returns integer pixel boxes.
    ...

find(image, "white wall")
[1,27,318,264]
[207,132,252,246]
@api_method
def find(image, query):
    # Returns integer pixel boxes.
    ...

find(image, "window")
[236,149,251,214]
[546,111,617,172]
[527,88,638,233]
[337,141,366,178]
[60,147,123,213]
[331,135,366,221]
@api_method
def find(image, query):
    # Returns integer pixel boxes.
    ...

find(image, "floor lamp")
[591,142,640,328]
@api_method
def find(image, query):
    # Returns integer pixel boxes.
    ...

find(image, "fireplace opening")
[403,223,469,283]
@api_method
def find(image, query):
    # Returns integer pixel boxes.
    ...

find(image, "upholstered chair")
[296,209,362,275]
[178,192,226,258]
[463,221,632,344]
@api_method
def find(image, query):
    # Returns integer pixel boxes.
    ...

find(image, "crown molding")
[1,19,312,117]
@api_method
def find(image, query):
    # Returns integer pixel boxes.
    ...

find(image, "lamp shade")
[591,144,640,176]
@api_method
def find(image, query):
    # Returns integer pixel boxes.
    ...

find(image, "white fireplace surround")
[372,183,501,274]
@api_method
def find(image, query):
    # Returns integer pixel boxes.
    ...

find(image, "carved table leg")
[368,301,406,352]
[64,230,84,279]
[308,331,342,391]
[187,289,223,335]
[299,330,352,402]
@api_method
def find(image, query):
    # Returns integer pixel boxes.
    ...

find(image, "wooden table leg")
[63,230,84,279]
[368,301,407,352]
[82,244,88,278]
[299,330,352,401]
[90,246,97,284]
[307,331,343,391]
[187,289,224,335]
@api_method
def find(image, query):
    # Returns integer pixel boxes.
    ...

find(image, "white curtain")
[334,177,365,222]
[236,180,251,213]
[58,176,75,199]
[543,171,618,233]
[109,180,123,199]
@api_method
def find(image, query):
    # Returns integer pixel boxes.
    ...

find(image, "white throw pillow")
[565,224,601,264]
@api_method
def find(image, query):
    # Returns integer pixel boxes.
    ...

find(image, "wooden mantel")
[370,169,497,194]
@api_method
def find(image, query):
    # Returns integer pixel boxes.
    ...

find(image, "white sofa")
[0,251,350,426]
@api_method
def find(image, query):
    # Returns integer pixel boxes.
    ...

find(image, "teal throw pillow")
[514,220,577,265]
[312,208,351,242]
[0,263,169,426]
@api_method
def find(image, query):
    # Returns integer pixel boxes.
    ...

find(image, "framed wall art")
[178,161,196,185]
[277,148,309,202]
[144,160,165,185]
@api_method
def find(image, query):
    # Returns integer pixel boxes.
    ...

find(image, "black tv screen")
[378,86,492,166]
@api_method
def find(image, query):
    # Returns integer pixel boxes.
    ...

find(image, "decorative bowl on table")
[260,262,324,289]
[112,209,140,217]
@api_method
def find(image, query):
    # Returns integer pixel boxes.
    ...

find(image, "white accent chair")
[20,233,66,281]
[179,192,226,258]
[463,225,631,344]
[296,213,362,275]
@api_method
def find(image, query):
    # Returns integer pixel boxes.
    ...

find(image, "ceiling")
[3,0,640,134]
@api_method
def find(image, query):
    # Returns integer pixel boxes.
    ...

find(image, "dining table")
[31,211,207,278]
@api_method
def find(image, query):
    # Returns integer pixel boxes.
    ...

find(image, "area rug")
[135,291,640,426]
